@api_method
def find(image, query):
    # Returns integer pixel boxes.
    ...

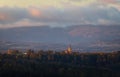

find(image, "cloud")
[0,0,119,8]
[0,19,46,29]
[100,0,120,11]
[0,0,105,8]
[0,4,120,29]
[101,0,115,3]
[109,4,120,12]
[0,12,9,21]
[28,7,42,17]
[101,0,119,4]
[0,7,29,24]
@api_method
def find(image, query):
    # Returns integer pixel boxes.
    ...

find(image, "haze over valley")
[0,25,120,52]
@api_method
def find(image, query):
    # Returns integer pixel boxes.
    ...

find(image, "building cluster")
[6,45,73,55]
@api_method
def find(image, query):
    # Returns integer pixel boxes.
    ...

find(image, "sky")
[0,0,120,28]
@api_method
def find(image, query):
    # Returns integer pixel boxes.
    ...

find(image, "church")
[64,45,72,54]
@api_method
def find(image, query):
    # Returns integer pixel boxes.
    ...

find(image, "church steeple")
[65,45,72,54]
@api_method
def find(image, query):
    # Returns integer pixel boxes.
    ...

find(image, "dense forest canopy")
[0,50,120,77]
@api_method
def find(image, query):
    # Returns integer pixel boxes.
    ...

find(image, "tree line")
[0,49,120,77]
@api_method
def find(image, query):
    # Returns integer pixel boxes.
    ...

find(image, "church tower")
[65,45,72,54]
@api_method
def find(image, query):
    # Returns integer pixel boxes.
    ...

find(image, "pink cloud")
[0,12,10,21]
[28,7,42,17]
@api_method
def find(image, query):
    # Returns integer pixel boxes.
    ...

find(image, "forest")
[0,49,120,77]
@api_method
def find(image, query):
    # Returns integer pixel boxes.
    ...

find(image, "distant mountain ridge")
[0,25,120,52]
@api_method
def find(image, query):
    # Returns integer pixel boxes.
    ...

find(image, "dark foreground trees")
[0,62,117,77]
[0,51,120,77]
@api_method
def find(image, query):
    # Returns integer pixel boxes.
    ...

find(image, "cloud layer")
[0,0,120,28]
